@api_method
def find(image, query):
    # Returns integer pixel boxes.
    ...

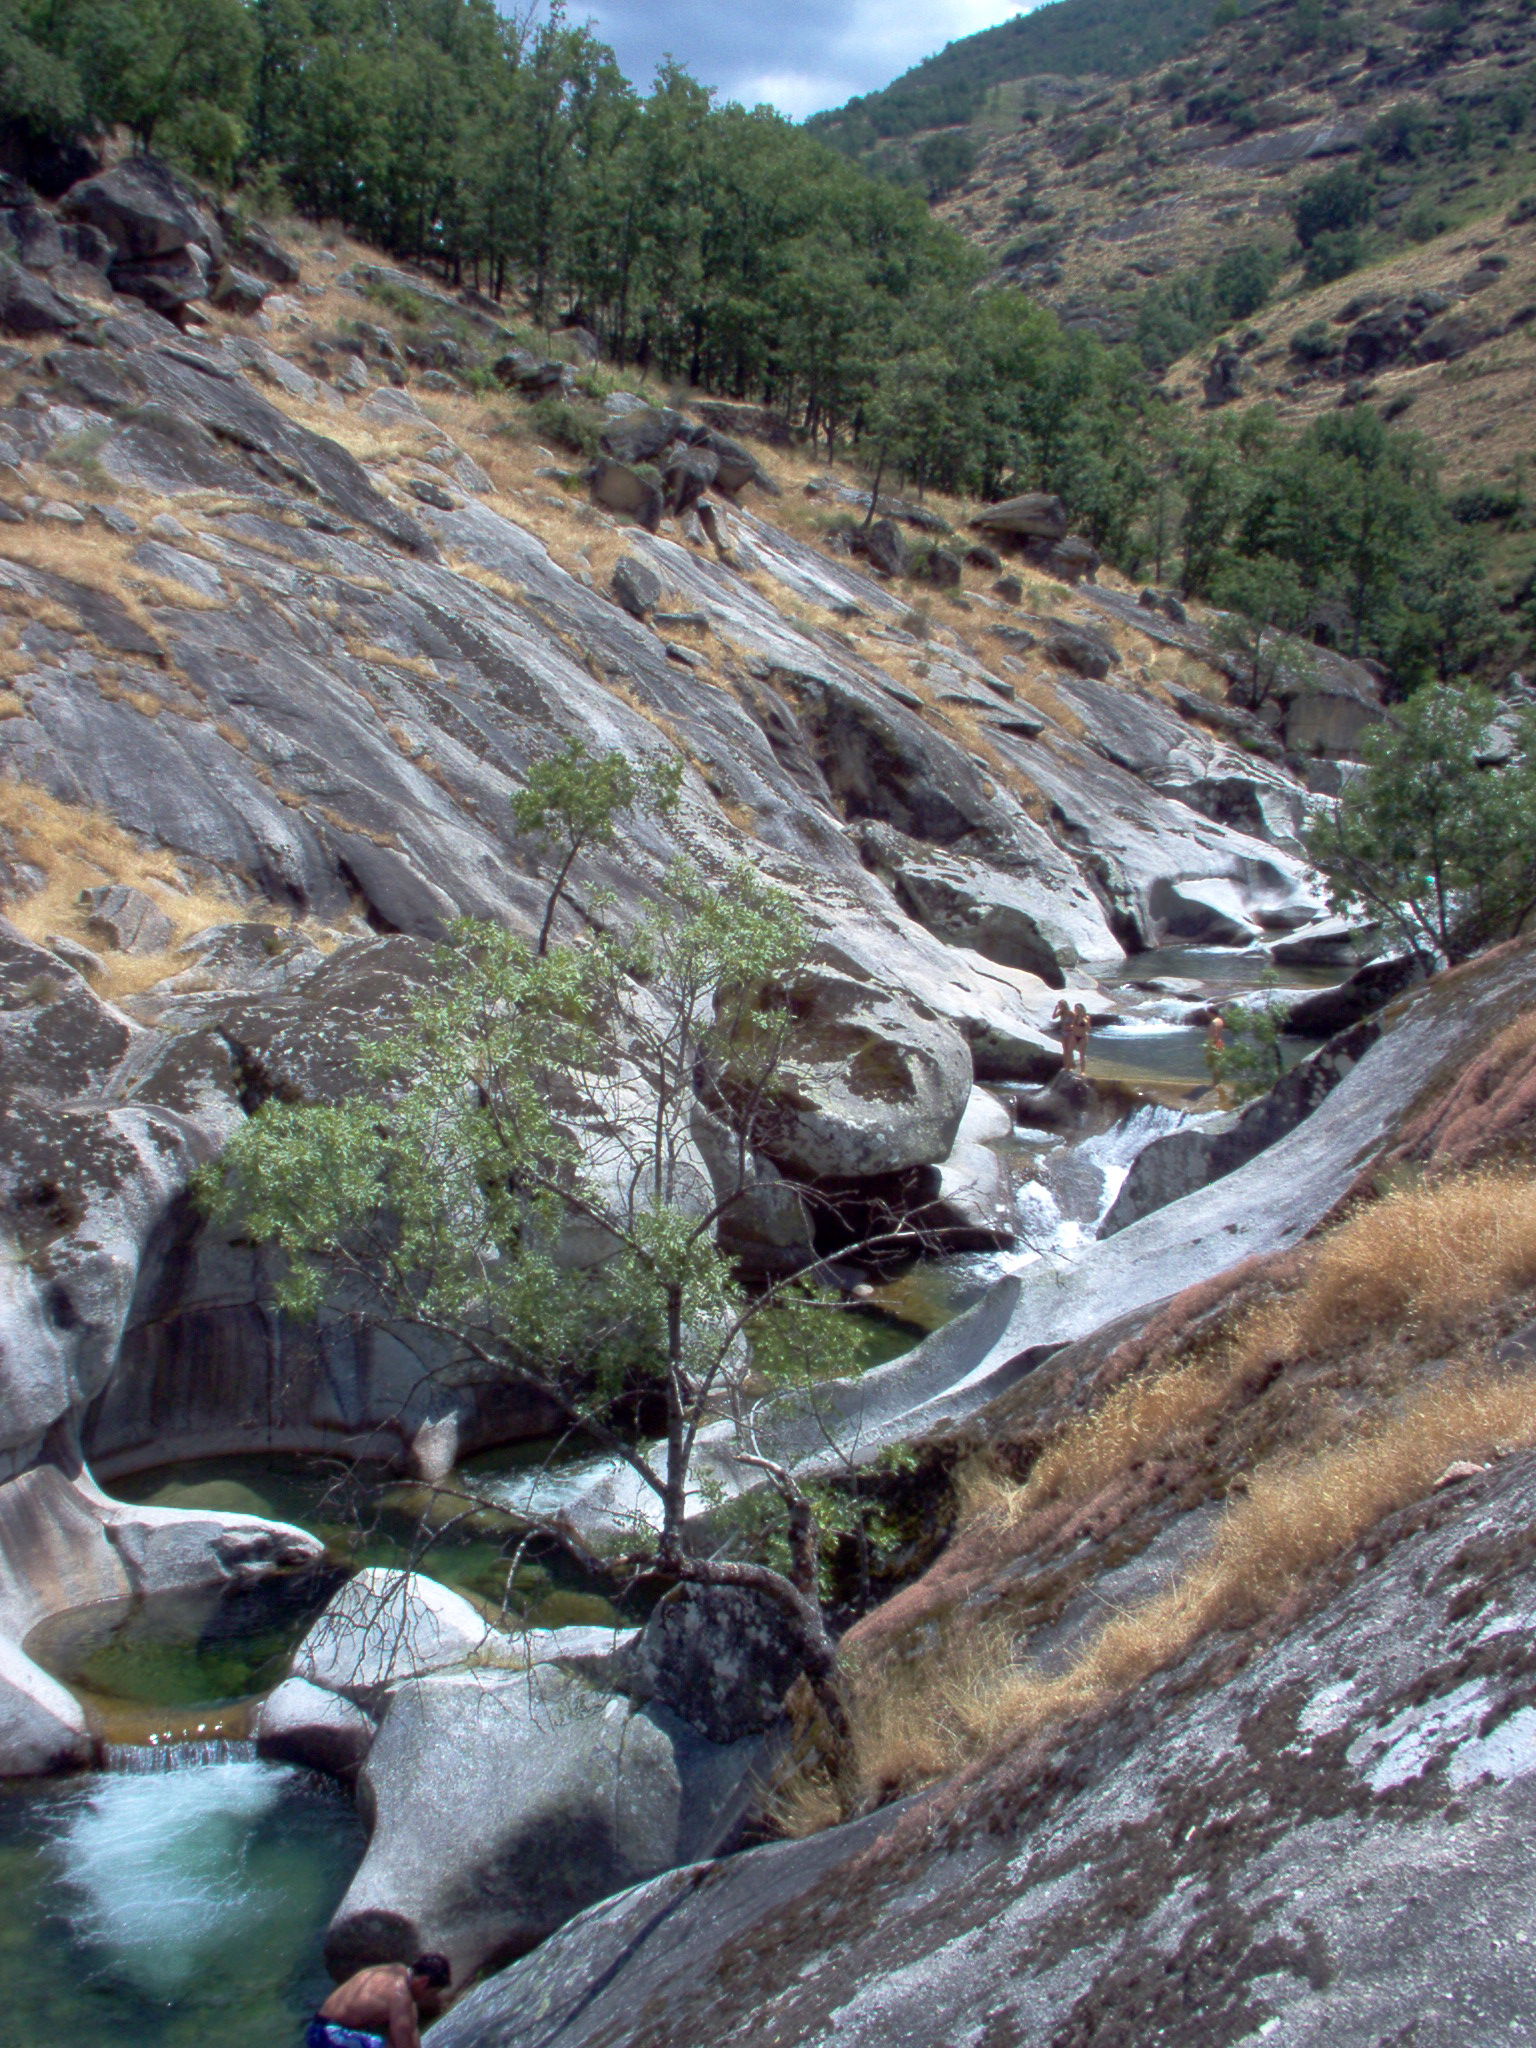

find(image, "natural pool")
[0,1756,363,2048]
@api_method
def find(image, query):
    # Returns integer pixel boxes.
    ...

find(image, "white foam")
[52,1758,291,1996]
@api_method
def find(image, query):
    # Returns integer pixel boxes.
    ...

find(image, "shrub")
[1302,227,1365,285]
[1291,165,1374,247]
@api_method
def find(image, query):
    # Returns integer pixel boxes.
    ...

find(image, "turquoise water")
[0,1758,363,2048]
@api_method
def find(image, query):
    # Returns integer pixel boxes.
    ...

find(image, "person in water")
[308,1955,452,2048]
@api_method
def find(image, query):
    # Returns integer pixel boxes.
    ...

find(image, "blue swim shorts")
[306,2021,387,2048]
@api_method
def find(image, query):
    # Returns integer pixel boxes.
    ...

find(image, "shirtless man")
[308,1955,452,2048]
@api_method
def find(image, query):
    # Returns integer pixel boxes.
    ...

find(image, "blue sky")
[578,1,1033,119]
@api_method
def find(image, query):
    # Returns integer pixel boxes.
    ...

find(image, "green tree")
[1305,683,1536,962]
[512,739,683,955]
[205,869,905,1754]
[1290,165,1374,247]
[1206,984,1292,1100]
[1210,552,1312,710]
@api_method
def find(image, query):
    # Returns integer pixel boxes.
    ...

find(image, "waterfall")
[103,1737,259,1772]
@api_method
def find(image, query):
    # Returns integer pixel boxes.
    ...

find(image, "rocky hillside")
[0,150,1362,1747]
[853,0,1536,484]
[12,146,1536,2048]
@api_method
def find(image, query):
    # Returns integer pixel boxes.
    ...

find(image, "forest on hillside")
[0,0,1521,690]
[806,0,1228,154]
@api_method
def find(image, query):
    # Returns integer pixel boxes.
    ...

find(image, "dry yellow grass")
[1236,1171,1536,1367]
[0,779,258,997]
[795,1360,1536,1829]
[780,1167,1536,1828]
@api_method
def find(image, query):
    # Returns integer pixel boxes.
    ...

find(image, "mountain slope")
[808,0,1227,153]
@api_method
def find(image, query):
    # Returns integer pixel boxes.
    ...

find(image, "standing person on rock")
[1071,1002,1092,1073]
[1051,996,1075,1067]
[307,1955,451,2048]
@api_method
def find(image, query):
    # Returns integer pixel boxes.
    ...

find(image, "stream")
[1,942,1344,2046]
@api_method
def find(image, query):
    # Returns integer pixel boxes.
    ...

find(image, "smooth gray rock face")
[1284,950,1430,1037]
[1099,1017,1381,1236]
[256,1674,376,1777]
[429,1449,1536,2048]
[327,1664,682,1985]
[862,822,1094,985]
[743,949,972,1179]
[0,1633,90,1774]
[291,1569,497,1707]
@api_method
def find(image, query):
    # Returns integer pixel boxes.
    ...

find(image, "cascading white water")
[1009,1099,1199,1266]
[103,1738,258,1772]
[49,1756,295,1998]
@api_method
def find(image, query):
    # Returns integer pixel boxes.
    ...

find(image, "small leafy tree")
[205,866,920,1755]
[1210,552,1313,711]
[1206,979,1292,1100]
[1305,683,1536,963]
[512,739,683,954]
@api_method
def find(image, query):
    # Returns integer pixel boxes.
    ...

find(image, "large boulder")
[0,1634,91,1775]
[324,1663,683,1985]
[590,458,662,529]
[598,407,685,467]
[291,1568,495,1706]
[619,1584,803,1745]
[61,156,223,268]
[969,492,1067,543]
[255,1674,376,1777]
[0,256,83,336]
[734,948,972,1180]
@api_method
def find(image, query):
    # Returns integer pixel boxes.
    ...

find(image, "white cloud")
[578,0,1037,118]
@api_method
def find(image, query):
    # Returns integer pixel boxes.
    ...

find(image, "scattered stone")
[210,266,271,316]
[407,477,456,511]
[611,556,663,619]
[965,542,1002,572]
[992,575,1024,603]
[45,934,103,978]
[652,611,709,631]
[37,499,83,524]
[1048,624,1115,679]
[851,517,908,578]
[79,884,174,954]
[913,546,963,589]
[0,501,23,524]
[589,458,662,530]
[148,511,191,540]
[97,504,137,534]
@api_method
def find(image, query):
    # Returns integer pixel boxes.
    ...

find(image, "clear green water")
[0,1760,362,2048]
[27,1577,341,1725]
[109,1449,633,1630]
